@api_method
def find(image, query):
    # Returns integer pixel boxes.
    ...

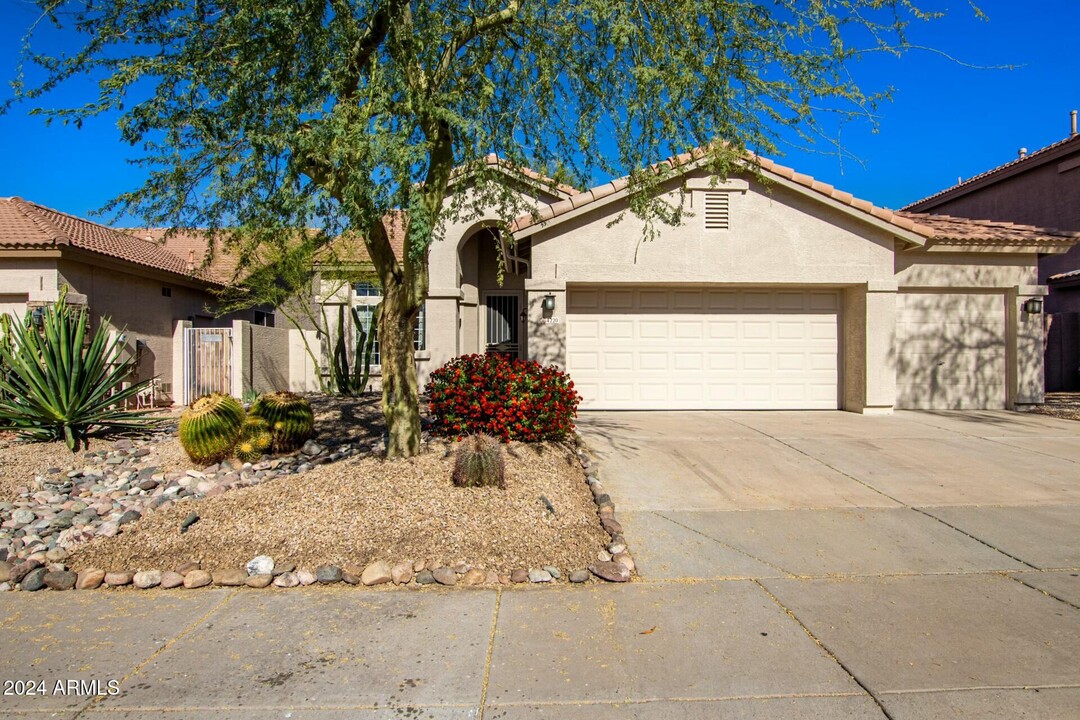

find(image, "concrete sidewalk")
[2,410,1079,719]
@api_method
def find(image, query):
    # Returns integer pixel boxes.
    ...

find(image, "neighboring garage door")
[566,287,839,409]
[895,291,1006,409]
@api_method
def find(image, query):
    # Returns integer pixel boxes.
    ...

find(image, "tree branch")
[337,0,408,102]
[433,0,521,89]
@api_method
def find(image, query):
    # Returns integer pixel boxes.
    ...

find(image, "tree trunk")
[379,280,421,457]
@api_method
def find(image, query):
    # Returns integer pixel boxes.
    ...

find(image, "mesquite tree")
[11,0,947,457]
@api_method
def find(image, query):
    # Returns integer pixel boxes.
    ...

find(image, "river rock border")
[0,429,632,592]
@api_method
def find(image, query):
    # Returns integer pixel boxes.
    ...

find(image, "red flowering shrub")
[426,353,581,442]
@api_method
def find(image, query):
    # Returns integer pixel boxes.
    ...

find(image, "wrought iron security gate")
[183,327,232,404]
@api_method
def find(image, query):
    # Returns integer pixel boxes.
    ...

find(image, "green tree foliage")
[12,0,948,457]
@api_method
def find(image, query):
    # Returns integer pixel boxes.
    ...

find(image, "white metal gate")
[183,327,233,404]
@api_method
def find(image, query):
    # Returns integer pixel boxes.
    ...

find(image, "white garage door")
[895,292,1006,409]
[566,287,839,410]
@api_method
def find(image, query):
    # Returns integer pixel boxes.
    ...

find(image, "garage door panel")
[896,292,1006,410]
[567,287,839,410]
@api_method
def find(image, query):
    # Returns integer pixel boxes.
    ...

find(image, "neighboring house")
[903,113,1080,390]
[0,197,312,406]
[335,152,1079,412]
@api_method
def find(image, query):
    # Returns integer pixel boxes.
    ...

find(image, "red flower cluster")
[426,353,581,442]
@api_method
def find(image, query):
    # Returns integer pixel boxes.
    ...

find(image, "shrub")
[426,353,581,442]
[234,417,272,463]
[248,391,314,452]
[0,295,160,450]
[179,393,245,464]
[452,434,506,488]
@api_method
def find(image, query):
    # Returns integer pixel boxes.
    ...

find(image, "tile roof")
[902,134,1080,211]
[136,228,239,284]
[1049,268,1080,281]
[895,212,1080,246]
[0,197,221,284]
[479,154,581,197]
[510,148,938,238]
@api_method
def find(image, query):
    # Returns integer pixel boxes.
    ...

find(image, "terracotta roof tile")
[481,154,581,196]
[0,197,219,284]
[903,134,1080,210]
[896,212,1080,245]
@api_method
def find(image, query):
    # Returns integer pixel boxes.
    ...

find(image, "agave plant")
[0,295,159,450]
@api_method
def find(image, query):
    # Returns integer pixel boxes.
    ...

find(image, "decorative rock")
[213,569,247,586]
[183,570,213,589]
[133,570,162,589]
[588,561,630,583]
[245,574,273,588]
[117,510,142,526]
[104,570,134,587]
[0,561,10,584]
[10,560,41,584]
[44,570,77,590]
[391,563,414,585]
[361,561,392,586]
[180,512,199,534]
[316,565,342,584]
[607,542,627,556]
[177,561,201,576]
[160,571,185,589]
[415,569,436,585]
[601,517,623,536]
[485,570,500,585]
[432,567,457,586]
[528,569,553,583]
[462,568,486,585]
[76,568,105,590]
[272,572,299,588]
[596,550,613,562]
[412,559,426,572]
[12,509,35,526]
[21,568,48,591]
[613,552,635,574]
[297,569,317,586]
[245,555,274,576]
[543,566,561,580]
[341,570,360,585]
[301,440,325,456]
[45,548,68,563]
[510,568,529,583]
[272,561,295,576]
[569,569,590,583]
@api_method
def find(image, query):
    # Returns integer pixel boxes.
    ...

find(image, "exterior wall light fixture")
[542,294,556,318]
[1022,298,1043,315]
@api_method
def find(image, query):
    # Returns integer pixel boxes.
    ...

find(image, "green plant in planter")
[452,434,506,489]
[179,393,245,464]
[234,416,272,463]
[248,391,314,452]
[0,294,159,450]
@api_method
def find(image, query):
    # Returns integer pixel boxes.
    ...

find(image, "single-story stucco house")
[0,197,317,405]
[332,153,1080,412]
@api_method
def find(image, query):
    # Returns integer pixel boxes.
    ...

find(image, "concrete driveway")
[1,411,1076,720]
[576,409,1080,717]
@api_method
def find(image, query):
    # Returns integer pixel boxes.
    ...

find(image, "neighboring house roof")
[902,133,1080,212]
[136,228,238,284]
[895,212,1080,249]
[0,197,221,284]
[1050,268,1080,281]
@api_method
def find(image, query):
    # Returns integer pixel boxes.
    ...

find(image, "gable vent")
[703,191,730,230]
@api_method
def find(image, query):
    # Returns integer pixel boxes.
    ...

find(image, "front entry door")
[485,293,520,358]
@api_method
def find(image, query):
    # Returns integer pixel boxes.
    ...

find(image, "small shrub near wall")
[426,353,581,442]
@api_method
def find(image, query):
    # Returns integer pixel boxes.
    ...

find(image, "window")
[355,303,425,367]
[252,310,274,327]
[161,287,172,297]
[354,282,381,297]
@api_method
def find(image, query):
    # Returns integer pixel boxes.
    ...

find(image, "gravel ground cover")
[1027,393,1080,422]
[69,439,608,574]
[1,393,617,586]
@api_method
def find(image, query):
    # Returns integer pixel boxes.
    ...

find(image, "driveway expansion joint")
[1005,573,1080,611]
[476,586,503,720]
[753,579,896,720]
[653,510,792,576]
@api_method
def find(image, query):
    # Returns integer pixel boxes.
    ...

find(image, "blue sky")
[1,1,1077,225]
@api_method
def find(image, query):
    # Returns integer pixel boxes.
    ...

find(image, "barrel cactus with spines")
[179,393,245,464]
[234,417,272,463]
[248,392,314,453]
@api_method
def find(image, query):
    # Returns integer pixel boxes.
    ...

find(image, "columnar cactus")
[178,393,245,464]
[248,391,314,453]
[234,417,272,463]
